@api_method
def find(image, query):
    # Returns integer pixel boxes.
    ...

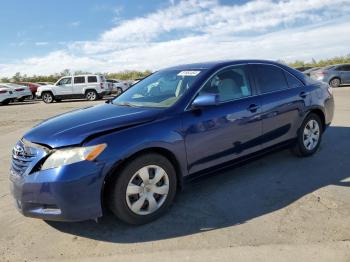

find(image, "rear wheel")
[116,87,123,96]
[85,90,98,101]
[329,78,341,88]
[42,92,54,103]
[0,100,10,105]
[17,97,25,102]
[292,113,323,157]
[108,153,177,225]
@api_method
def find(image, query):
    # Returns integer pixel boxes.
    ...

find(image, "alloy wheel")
[43,93,53,103]
[303,119,320,151]
[126,165,169,215]
[86,91,97,101]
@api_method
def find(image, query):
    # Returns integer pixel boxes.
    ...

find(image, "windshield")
[112,69,205,108]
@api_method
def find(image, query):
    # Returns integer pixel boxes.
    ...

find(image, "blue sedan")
[10,60,334,224]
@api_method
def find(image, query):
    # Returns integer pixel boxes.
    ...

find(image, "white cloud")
[69,21,81,27]
[35,42,49,46]
[1,0,350,77]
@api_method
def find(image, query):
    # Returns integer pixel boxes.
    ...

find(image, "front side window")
[254,64,289,93]
[342,65,350,71]
[74,76,85,84]
[112,69,204,108]
[200,65,252,102]
[57,77,72,85]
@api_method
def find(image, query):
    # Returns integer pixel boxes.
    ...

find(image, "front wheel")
[108,153,177,225]
[292,113,323,157]
[42,92,54,103]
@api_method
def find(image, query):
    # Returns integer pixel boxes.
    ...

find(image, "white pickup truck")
[36,75,110,103]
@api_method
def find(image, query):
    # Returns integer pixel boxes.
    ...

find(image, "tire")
[0,100,10,105]
[329,78,341,88]
[85,90,98,101]
[108,153,177,225]
[17,97,25,102]
[292,113,323,157]
[116,87,123,96]
[42,92,54,103]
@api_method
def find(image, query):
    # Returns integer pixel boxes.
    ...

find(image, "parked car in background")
[0,85,17,105]
[106,79,130,95]
[36,75,108,103]
[303,67,320,77]
[310,64,350,87]
[295,66,313,72]
[37,82,54,86]
[0,83,33,101]
[16,82,40,97]
[10,60,334,224]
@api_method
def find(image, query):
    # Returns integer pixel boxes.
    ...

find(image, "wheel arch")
[306,108,326,132]
[101,147,184,210]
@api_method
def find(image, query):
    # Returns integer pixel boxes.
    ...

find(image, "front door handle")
[247,104,260,113]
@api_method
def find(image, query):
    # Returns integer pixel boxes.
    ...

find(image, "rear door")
[73,76,86,94]
[251,64,306,148]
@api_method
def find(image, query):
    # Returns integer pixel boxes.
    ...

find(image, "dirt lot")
[0,89,349,262]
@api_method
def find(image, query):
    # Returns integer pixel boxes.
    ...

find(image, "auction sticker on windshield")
[177,71,201,76]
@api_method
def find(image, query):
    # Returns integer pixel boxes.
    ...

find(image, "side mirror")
[191,93,219,109]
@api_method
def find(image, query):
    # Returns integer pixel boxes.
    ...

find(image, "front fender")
[84,115,188,183]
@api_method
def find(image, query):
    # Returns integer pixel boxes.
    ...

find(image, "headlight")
[41,144,107,171]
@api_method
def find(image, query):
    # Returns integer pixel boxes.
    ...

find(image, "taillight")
[100,83,104,89]
[0,90,7,94]
[15,88,24,91]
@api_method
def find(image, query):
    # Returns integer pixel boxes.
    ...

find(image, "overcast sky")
[0,0,349,77]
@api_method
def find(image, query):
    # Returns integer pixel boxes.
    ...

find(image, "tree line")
[1,54,350,83]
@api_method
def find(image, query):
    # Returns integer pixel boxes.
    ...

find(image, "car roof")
[162,59,289,71]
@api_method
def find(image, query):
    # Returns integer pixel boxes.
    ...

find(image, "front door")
[55,77,73,96]
[182,65,263,174]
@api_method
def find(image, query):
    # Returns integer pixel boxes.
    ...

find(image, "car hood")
[24,103,161,148]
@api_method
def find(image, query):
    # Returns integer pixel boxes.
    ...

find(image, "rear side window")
[88,76,97,83]
[284,72,303,89]
[254,64,289,93]
[74,76,85,84]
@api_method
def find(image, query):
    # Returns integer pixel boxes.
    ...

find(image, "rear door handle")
[299,91,307,98]
[247,104,260,113]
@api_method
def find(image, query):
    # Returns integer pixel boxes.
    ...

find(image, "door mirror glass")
[191,93,219,109]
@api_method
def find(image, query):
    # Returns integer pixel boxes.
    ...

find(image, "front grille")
[11,151,35,176]
[10,139,47,177]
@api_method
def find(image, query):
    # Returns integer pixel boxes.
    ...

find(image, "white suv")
[36,75,108,103]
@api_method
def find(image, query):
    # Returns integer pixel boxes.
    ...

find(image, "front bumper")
[10,160,106,222]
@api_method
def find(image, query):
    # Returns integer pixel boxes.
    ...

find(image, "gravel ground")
[0,89,349,262]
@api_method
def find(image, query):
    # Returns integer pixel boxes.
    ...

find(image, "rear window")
[284,72,303,89]
[88,76,97,83]
[74,76,85,84]
[254,64,289,93]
